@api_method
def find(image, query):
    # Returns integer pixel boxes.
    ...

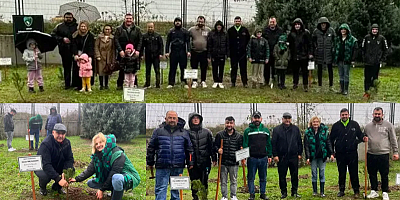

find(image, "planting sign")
[18,155,42,172]
[235,147,250,162]
[170,176,190,190]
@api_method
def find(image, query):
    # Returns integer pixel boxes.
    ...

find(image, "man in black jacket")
[115,14,143,89]
[142,22,163,88]
[4,109,16,152]
[35,123,74,196]
[362,24,389,98]
[187,113,216,200]
[330,108,366,198]
[51,12,78,89]
[228,16,250,87]
[272,112,303,199]
[214,116,243,200]
[263,17,283,86]
[165,17,191,88]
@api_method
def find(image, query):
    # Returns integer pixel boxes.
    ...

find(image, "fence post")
[31,103,35,116]
[78,103,81,136]
[390,103,395,125]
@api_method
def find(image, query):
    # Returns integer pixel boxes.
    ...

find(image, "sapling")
[63,168,75,200]
[12,72,25,102]
[191,180,208,200]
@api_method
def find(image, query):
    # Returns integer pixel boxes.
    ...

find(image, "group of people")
[146,108,398,200]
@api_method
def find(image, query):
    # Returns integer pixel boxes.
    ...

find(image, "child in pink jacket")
[77,53,93,92]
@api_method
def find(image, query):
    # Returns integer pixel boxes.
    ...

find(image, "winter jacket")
[51,18,78,55]
[362,25,389,66]
[304,124,333,162]
[189,25,211,52]
[45,107,62,131]
[364,120,398,155]
[29,114,43,131]
[75,134,140,191]
[312,17,336,65]
[4,113,14,132]
[94,33,116,76]
[243,123,272,158]
[72,31,95,59]
[142,32,164,58]
[274,42,290,70]
[207,20,229,58]
[247,31,270,63]
[334,24,358,64]
[165,27,190,54]
[187,113,217,168]
[37,135,74,183]
[78,53,93,78]
[263,25,284,58]
[146,117,194,169]
[22,39,43,71]
[115,23,143,54]
[214,129,243,166]
[272,124,303,158]
[228,25,250,57]
[330,119,364,154]
[288,18,312,61]
[121,55,139,74]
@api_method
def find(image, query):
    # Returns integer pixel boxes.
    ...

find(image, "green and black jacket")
[333,23,358,64]
[304,124,333,162]
[243,123,272,158]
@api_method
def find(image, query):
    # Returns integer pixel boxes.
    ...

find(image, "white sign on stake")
[25,135,34,141]
[18,155,43,172]
[170,176,190,190]
[0,58,12,66]
[184,69,198,79]
[396,173,400,185]
[123,88,145,102]
[160,61,168,69]
[235,147,250,162]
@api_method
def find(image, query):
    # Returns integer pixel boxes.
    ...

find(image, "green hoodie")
[29,114,43,130]
[334,23,358,64]
[243,123,272,158]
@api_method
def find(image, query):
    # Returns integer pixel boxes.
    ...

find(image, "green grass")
[0,135,146,200]
[146,161,400,200]
[1,64,400,103]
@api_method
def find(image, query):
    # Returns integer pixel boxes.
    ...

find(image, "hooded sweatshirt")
[288,18,312,61]
[78,53,93,78]
[29,114,43,130]
[364,120,399,155]
[247,28,270,63]
[46,106,62,131]
[22,39,43,71]
[334,23,358,64]
[165,18,191,54]
[362,24,389,66]
[274,34,290,70]
[312,17,336,65]
[207,20,229,58]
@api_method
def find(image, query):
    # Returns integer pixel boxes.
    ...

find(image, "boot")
[29,87,36,93]
[338,81,344,94]
[248,194,255,200]
[320,182,325,197]
[39,86,44,92]
[112,190,124,200]
[312,182,318,196]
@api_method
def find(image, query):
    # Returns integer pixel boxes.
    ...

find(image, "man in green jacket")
[243,111,272,200]
[29,114,43,150]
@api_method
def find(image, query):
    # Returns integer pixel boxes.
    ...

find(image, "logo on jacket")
[377,41,380,44]
[24,16,33,27]
[378,127,387,133]
[242,32,246,36]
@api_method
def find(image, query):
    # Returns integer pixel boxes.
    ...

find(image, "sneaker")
[291,193,301,198]
[231,196,238,200]
[281,193,287,199]
[293,85,298,90]
[40,188,48,196]
[329,86,336,92]
[167,85,173,89]
[260,193,269,200]
[201,81,207,88]
[320,193,326,197]
[212,83,218,88]
[79,88,85,92]
[367,190,379,198]
[221,197,228,200]
[382,192,389,200]
[248,194,255,200]
[87,89,92,92]
[192,82,198,88]
[184,85,189,89]
[354,192,360,199]
[337,191,345,197]
[8,148,14,152]
[218,83,225,89]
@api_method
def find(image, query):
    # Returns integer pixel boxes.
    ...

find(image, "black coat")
[330,119,364,154]
[37,136,74,183]
[312,28,335,65]
[272,124,303,158]
[288,18,312,61]
[142,32,164,58]
[247,36,270,63]
[263,25,284,57]
[71,32,95,58]
[4,113,14,132]
[228,26,250,57]
[121,56,139,74]
[207,30,229,58]
[115,24,143,54]
[51,19,78,55]
[362,33,389,66]
[214,129,243,166]
[165,27,190,54]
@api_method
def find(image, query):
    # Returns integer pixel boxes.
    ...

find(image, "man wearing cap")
[4,109,17,152]
[35,123,74,196]
[272,112,303,199]
[243,111,272,200]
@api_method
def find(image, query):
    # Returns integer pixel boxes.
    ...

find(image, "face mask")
[374,117,381,122]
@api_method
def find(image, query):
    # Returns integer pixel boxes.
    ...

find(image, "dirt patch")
[208,178,217,183]
[74,160,89,168]
[286,174,309,182]
[238,186,251,193]
[21,186,112,200]
[327,181,400,193]
[14,148,37,153]
[0,144,4,147]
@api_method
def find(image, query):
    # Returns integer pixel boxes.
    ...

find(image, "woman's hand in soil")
[96,190,103,199]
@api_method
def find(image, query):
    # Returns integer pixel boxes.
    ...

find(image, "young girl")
[274,35,290,90]
[22,39,44,93]
[121,44,139,88]
[77,53,93,92]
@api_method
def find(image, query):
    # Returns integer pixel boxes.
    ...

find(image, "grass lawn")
[146,161,400,200]
[1,64,400,103]
[0,135,146,200]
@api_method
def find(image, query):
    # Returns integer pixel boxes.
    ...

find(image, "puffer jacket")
[121,54,139,74]
[146,117,194,169]
[78,53,93,78]
[207,20,229,58]
[362,24,389,66]
[304,123,333,162]
[22,39,43,71]
[247,30,270,63]
[272,124,303,158]
[4,113,14,132]
[45,107,62,131]
[312,17,336,65]
[187,113,217,168]
[51,18,78,55]
[334,23,358,64]
[288,18,312,61]
[115,23,143,54]
[214,129,243,166]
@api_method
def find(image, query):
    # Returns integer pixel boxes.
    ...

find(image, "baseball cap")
[252,111,262,118]
[283,112,292,118]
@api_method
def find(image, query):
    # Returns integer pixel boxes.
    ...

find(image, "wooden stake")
[28,117,31,149]
[29,153,36,200]
[365,141,368,199]
[179,174,183,200]
[215,139,223,200]
[188,79,192,98]
[241,147,247,190]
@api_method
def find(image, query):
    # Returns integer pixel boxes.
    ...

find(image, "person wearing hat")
[4,109,17,152]
[35,123,74,196]
[272,112,303,198]
[361,24,389,99]
[165,17,191,89]
[243,111,272,200]
[247,28,270,89]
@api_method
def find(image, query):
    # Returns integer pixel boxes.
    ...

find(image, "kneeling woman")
[70,133,140,199]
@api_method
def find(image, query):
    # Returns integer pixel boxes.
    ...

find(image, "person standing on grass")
[23,39,44,93]
[243,111,272,200]
[228,16,250,88]
[142,22,164,88]
[272,112,303,199]
[45,106,62,137]
[364,107,399,200]
[312,17,336,92]
[51,12,77,90]
[189,16,211,88]
[247,28,269,89]
[362,24,389,99]
[333,24,358,95]
[29,114,43,151]
[207,20,229,89]
[146,111,194,200]
[187,112,217,200]
[94,24,115,90]
[165,17,191,89]
[273,34,290,90]
[35,123,74,196]
[263,17,283,86]
[303,116,334,197]
[4,109,16,152]
[214,116,243,200]
[330,108,365,198]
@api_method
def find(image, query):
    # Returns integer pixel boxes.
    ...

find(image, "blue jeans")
[30,129,40,149]
[338,61,350,83]
[87,174,125,191]
[247,156,268,195]
[46,129,52,137]
[311,158,326,182]
[155,168,183,200]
